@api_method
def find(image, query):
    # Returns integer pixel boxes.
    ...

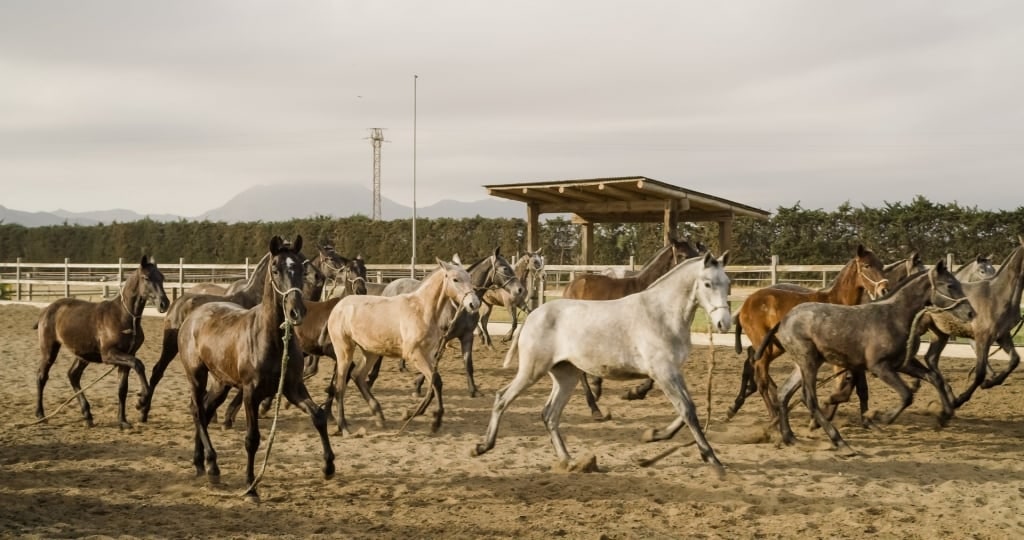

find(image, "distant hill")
[0,183,526,227]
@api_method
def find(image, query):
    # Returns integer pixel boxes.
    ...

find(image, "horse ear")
[269,235,284,254]
[719,250,730,267]
[436,257,448,270]
[493,246,501,258]
[856,244,866,257]
[934,259,947,273]
[535,248,543,255]
[293,235,303,254]
[356,254,364,261]
[452,253,463,265]
[140,255,149,266]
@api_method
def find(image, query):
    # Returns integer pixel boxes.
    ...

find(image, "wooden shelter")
[484,176,771,264]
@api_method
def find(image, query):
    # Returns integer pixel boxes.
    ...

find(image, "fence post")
[178,257,185,301]
[770,255,779,285]
[629,255,635,272]
[822,271,827,288]
[245,257,251,280]
[375,271,383,284]
[15,257,22,301]
[64,258,70,298]
[946,253,954,270]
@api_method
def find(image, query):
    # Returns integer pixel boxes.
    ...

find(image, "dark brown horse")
[728,245,889,422]
[563,236,704,419]
[763,261,974,451]
[177,235,334,501]
[882,252,926,286]
[34,256,170,429]
[477,249,544,345]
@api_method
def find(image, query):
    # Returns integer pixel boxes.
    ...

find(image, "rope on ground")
[704,323,715,432]
[14,365,118,428]
[236,319,293,498]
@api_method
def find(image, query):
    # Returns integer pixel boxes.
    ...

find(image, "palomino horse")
[34,256,170,428]
[563,237,705,419]
[177,235,334,501]
[762,261,974,451]
[727,245,889,422]
[471,252,732,476]
[368,248,523,397]
[954,254,996,283]
[922,238,1024,407]
[477,249,545,344]
[326,258,480,436]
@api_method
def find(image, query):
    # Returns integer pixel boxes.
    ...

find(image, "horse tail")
[753,322,783,364]
[502,326,523,369]
[734,317,743,354]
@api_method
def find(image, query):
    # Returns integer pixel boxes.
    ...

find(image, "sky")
[2,1,1023,218]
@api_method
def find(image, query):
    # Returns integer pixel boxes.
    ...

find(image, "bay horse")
[477,249,545,344]
[189,283,228,296]
[727,244,889,422]
[471,252,732,476]
[562,237,704,419]
[922,237,1024,407]
[310,244,367,299]
[760,261,974,451]
[368,248,523,398]
[177,235,334,501]
[34,256,170,428]
[325,258,481,436]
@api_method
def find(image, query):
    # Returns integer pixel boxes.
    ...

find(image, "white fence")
[0,256,898,304]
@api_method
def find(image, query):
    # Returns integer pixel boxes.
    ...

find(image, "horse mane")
[646,253,705,289]
[872,268,929,301]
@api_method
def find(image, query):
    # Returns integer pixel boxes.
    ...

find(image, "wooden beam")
[487,189,533,204]
[574,212,664,224]
[538,200,672,214]
[636,178,688,199]
[520,188,563,204]
[678,210,736,221]
[597,182,634,198]
[557,186,607,202]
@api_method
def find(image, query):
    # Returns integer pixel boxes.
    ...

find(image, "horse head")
[138,255,170,313]
[343,258,368,295]
[855,244,890,300]
[527,249,545,273]
[928,260,975,323]
[437,257,480,314]
[489,247,525,303]
[973,254,997,280]
[696,251,732,333]
[269,235,307,325]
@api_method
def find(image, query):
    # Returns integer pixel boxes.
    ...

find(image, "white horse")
[326,258,481,435]
[471,251,732,476]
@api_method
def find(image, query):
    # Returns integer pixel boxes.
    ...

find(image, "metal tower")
[369,128,386,220]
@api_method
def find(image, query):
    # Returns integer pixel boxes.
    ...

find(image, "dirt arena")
[1,302,1023,539]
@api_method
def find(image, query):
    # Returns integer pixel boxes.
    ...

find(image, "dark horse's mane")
[873,268,929,301]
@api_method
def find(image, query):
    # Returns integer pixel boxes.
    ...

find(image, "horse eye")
[704,281,711,288]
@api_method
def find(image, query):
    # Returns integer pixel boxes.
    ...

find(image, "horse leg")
[954,339,990,408]
[852,371,871,428]
[35,338,61,421]
[115,365,132,429]
[578,372,608,421]
[282,379,336,480]
[66,357,94,427]
[502,306,517,342]
[222,389,244,430]
[814,368,855,428]
[471,361,544,457]
[241,389,262,501]
[754,348,780,420]
[624,378,655,401]
[795,360,851,452]
[99,348,150,423]
[477,303,493,347]
[460,333,479,397]
[366,355,384,389]
[775,368,804,445]
[349,359,387,429]
[643,368,724,475]
[726,348,757,419]
[186,368,220,480]
[541,362,581,465]
[983,334,1019,388]
[303,354,320,380]
[140,327,177,422]
[867,360,917,425]
[899,358,955,426]
[589,375,604,401]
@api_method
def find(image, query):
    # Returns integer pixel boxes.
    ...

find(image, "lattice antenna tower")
[367,128,388,220]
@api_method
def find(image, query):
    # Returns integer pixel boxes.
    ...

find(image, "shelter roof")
[484,176,770,223]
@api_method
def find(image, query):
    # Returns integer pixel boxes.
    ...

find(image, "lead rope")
[704,322,715,431]
[237,319,293,498]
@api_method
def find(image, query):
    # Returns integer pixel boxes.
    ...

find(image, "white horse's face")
[528,252,545,273]
[440,259,481,314]
[696,252,732,333]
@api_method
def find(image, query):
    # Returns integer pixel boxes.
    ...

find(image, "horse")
[33,256,170,429]
[954,254,996,283]
[921,238,1024,407]
[882,252,926,285]
[325,258,480,436]
[562,237,705,419]
[141,245,321,422]
[366,248,523,398]
[189,283,228,296]
[177,235,334,501]
[727,244,889,422]
[477,249,545,344]
[309,245,367,299]
[471,252,732,476]
[760,260,974,451]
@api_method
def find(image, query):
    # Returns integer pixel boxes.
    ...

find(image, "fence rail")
[0,256,907,304]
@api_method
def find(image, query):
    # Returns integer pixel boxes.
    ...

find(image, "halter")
[271,278,303,301]
[483,256,517,292]
[857,264,889,299]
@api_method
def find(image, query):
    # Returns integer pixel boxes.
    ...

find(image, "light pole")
[411,74,418,277]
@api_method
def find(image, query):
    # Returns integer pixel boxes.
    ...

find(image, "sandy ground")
[2,302,1024,539]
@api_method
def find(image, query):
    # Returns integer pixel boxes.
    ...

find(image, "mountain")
[0,183,526,227]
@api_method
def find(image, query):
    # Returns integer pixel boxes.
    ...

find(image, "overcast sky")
[3,1,1022,218]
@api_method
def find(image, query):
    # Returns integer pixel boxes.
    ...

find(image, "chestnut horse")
[563,236,704,419]
[34,256,170,428]
[727,244,890,422]
[177,235,334,501]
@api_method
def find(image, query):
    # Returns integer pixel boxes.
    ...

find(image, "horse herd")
[27,233,1024,499]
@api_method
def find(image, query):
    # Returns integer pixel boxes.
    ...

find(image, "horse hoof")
[470,444,488,457]
[84,418,95,428]
[374,417,386,429]
[119,421,132,431]
[323,462,336,479]
[591,410,612,422]
[725,408,737,421]
[244,491,260,504]
[640,428,658,443]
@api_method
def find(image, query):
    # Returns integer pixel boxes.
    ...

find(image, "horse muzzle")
[463,292,481,314]
[158,296,170,313]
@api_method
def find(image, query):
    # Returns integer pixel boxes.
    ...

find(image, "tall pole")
[411,74,418,277]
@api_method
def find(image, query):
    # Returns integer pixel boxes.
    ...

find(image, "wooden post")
[718,220,733,253]
[178,257,185,301]
[526,203,540,252]
[663,200,679,244]
[15,257,21,301]
[245,257,251,280]
[946,253,954,270]
[629,255,635,272]
[580,222,594,265]
[64,258,70,298]
[770,255,779,285]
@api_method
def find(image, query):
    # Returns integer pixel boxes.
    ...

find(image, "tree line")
[1,196,1022,267]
